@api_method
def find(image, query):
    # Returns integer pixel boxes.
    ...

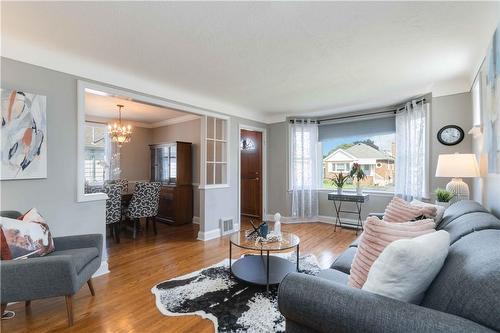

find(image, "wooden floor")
[2,219,356,333]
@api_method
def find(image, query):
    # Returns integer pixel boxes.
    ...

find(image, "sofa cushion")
[440,211,500,244]
[48,247,99,273]
[349,235,362,248]
[438,200,488,229]
[317,269,349,285]
[383,197,437,222]
[421,229,500,331]
[330,247,357,274]
[362,230,450,304]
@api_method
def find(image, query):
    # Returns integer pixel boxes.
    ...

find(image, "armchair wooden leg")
[25,300,31,308]
[153,217,157,235]
[113,222,120,243]
[145,217,149,231]
[65,295,74,327]
[87,279,95,296]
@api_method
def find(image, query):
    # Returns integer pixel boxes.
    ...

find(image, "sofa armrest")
[367,212,384,219]
[53,234,103,259]
[278,273,493,333]
[1,256,78,302]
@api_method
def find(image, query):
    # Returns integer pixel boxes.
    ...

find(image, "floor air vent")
[220,218,235,235]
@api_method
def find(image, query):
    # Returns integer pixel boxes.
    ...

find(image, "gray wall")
[267,122,290,216]
[430,92,473,195]
[119,126,153,181]
[266,92,475,222]
[152,118,201,217]
[1,58,106,256]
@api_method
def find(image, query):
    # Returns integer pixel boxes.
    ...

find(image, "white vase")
[356,183,362,195]
[435,200,450,208]
[273,212,281,235]
[337,188,343,195]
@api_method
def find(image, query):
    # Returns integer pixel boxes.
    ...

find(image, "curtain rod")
[291,97,427,124]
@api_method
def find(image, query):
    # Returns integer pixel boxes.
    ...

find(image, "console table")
[327,193,369,235]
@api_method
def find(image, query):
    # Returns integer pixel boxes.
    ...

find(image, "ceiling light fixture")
[108,104,132,147]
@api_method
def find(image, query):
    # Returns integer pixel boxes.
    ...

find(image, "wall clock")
[437,125,464,146]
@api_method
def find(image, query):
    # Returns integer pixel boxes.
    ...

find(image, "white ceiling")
[2,2,499,123]
[85,92,193,127]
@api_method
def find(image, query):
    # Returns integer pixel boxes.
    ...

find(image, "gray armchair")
[0,211,103,326]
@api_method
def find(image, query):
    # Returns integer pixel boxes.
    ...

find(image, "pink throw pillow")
[348,216,435,288]
[383,197,437,223]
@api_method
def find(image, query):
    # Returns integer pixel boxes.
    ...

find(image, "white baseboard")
[192,216,200,224]
[264,214,362,229]
[197,228,221,241]
[93,260,110,277]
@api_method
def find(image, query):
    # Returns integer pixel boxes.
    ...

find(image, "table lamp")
[435,153,479,200]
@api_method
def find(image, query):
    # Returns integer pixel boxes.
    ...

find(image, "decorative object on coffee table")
[331,172,350,195]
[229,230,300,292]
[435,153,479,200]
[434,188,454,208]
[273,212,281,236]
[327,192,369,235]
[350,163,366,195]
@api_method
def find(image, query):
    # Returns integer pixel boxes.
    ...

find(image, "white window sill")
[77,192,108,202]
[199,184,230,190]
[288,188,395,197]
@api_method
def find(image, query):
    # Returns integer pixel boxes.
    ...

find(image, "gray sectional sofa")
[278,200,500,332]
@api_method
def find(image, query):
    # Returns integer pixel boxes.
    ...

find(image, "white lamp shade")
[435,153,480,178]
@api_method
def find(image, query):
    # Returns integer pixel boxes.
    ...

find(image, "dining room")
[83,88,201,244]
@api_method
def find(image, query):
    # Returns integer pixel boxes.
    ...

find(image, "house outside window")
[320,117,396,192]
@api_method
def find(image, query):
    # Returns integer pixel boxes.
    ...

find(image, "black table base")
[229,244,300,292]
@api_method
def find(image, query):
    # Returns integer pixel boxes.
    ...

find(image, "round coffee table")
[229,230,300,292]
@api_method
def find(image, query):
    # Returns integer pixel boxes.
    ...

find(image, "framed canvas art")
[1,89,47,180]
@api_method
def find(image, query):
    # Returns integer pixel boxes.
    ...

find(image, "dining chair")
[104,183,122,243]
[125,182,161,239]
[106,179,128,194]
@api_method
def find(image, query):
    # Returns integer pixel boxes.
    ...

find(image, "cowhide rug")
[151,253,321,333]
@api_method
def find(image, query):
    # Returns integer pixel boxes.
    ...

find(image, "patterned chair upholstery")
[104,183,122,243]
[126,182,161,238]
[106,179,128,194]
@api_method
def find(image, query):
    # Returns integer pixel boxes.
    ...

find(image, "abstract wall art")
[483,23,500,174]
[1,89,47,180]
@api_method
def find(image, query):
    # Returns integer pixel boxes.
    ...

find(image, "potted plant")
[350,163,366,195]
[435,188,455,208]
[331,172,350,194]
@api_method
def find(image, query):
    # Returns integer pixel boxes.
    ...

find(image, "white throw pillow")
[411,199,445,224]
[362,230,450,303]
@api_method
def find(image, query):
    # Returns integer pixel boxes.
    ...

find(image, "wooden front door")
[240,129,262,219]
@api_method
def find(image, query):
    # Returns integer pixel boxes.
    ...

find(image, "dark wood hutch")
[150,141,193,225]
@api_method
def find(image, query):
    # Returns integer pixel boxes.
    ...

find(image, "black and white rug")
[151,253,321,333]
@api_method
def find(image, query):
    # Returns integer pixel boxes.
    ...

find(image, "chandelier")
[108,104,132,147]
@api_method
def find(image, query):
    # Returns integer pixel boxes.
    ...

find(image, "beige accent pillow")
[363,230,450,303]
[348,216,436,288]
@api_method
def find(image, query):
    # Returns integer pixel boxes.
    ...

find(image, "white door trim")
[238,125,268,227]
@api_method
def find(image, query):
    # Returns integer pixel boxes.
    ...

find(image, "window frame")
[201,115,230,189]
[319,119,397,194]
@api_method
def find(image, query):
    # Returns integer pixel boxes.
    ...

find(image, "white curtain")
[395,101,429,199]
[290,120,320,219]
